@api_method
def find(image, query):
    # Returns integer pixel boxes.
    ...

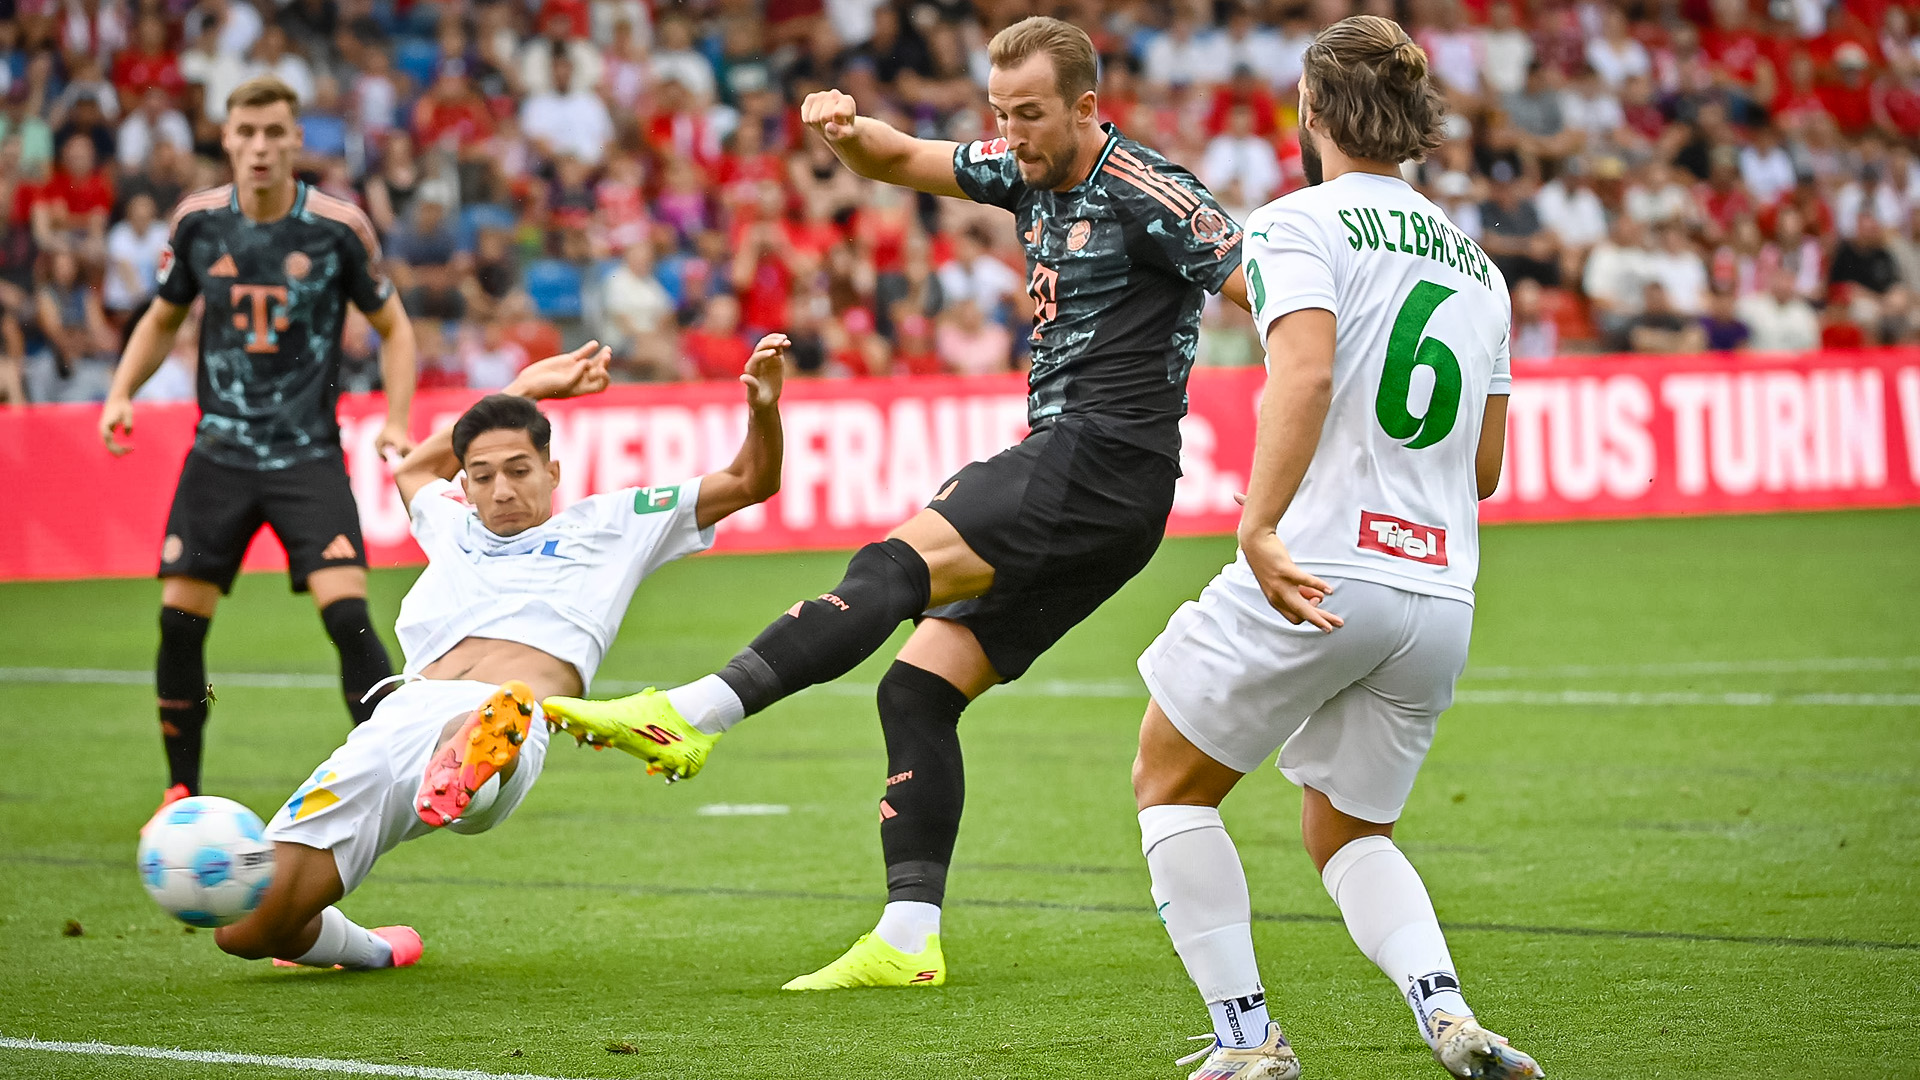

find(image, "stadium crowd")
[4,0,1920,403]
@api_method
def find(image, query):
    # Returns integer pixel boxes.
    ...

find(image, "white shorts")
[263,679,549,895]
[1139,575,1472,824]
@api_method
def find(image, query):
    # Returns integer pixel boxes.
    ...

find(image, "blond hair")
[1302,15,1445,164]
[226,75,301,117]
[988,16,1098,103]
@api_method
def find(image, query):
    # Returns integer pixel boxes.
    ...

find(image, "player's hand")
[1240,528,1343,632]
[99,396,134,456]
[374,421,414,460]
[741,333,788,410]
[509,341,613,401]
[801,89,859,143]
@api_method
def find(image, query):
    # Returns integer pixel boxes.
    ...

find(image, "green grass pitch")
[1,510,1917,1079]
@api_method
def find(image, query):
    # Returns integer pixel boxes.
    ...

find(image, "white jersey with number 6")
[1240,171,1511,605]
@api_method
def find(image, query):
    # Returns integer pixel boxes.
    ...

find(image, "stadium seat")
[393,38,440,91]
[524,260,585,320]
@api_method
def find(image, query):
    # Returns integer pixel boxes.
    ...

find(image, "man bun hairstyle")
[988,16,1098,103]
[1302,15,1446,164]
[452,394,552,462]
[226,74,302,117]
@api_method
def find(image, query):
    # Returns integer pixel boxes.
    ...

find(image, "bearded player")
[1131,17,1542,1080]
[544,15,1249,990]
[99,75,417,810]
[199,334,787,970]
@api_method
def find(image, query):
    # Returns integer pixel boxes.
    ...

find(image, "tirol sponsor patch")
[634,485,679,514]
[1357,511,1448,566]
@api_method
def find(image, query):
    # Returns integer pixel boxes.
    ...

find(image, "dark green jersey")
[156,182,393,470]
[952,125,1242,461]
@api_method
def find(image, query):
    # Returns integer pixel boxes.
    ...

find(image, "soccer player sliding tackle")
[208,334,787,970]
[1131,18,1542,1080]
[543,15,1250,990]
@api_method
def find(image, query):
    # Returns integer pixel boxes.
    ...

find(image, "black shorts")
[158,451,367,593]
[925,418,1179,681]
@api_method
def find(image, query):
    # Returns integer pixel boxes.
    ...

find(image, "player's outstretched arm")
[98,297,189,455]
[364,293,418,459]
[391,341,612,508]
[695,333,789,530]
[802,89,965,199]
[1240,308,1344,632]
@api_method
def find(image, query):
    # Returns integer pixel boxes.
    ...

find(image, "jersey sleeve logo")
[155,244,174,283]
[970,138,1009,162]
[634,485,680,514]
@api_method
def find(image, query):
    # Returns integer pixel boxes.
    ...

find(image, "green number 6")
[1375,280,1462,449]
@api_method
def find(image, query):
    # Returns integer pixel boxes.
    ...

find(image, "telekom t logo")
[230,284,290,353]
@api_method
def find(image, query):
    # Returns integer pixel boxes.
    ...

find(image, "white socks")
[668,675,746,735]
[1140,804,1270,1049]
[1321,834,1472,1046]
[873,900,942,954]
[291,906,393,969]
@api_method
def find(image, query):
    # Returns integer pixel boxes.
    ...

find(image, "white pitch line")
[2,664,1916,708]
[0,1035,611,1080]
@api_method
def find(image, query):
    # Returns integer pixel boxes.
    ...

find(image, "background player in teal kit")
[98,75,418,809]
[543,16,1251,990]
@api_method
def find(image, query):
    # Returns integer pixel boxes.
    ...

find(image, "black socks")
[876,661,972,906]
[718,539,932,716]
[320,597,394,725]
[157,607,211,793]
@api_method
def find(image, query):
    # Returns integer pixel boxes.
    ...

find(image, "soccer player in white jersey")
[1131,17,1543,1080]
[201,334,788,971]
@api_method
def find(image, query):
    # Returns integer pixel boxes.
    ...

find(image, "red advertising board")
[3,352,1918,582]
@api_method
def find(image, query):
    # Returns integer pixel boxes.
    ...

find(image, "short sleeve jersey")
[396,477,714,692]
[1238,172,1512,604]
[156,182,393,470]
[952,125,1242,460]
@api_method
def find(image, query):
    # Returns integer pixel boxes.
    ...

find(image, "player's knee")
[840,538,933,617]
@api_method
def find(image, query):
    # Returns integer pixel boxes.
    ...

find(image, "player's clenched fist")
[801,89,859,142]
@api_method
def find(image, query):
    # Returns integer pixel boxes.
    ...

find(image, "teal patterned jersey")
[155,182,393,471]
[951,125,1242,461]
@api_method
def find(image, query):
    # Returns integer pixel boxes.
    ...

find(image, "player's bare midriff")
[419,637,583,700]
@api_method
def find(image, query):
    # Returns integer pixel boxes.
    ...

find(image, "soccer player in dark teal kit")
[544,17,1251,989]
[99,76,418,810]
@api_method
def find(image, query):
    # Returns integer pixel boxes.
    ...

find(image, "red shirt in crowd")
[1818,80,1876,133]
[112,49,184,102]
[413,97,494,150]
[684,327,746,380]
[29,169,115,225]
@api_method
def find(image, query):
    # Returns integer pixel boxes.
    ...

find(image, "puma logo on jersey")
[320,535,357,560]
[1357,511,1448,566]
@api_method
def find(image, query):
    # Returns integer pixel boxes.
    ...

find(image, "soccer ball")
[137,796,275,928]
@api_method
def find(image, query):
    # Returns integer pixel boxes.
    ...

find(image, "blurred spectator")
[1509,279,1559,361]
[1201,104,1282,221]
[684,293,746,381]
[245,27,315,105]
[118,88,193,172]
[1479,172,1559,286]
[1478,2,1533,98]
[32,134,113,262]
[1831,214,1902,323]
[458,313,531,390]
[935,225,1019,314]
[1584,216,1656,341]
[1738,269,1821,352]
[521,48,614,166]
[1628,283,1708,354]
[1647,222,1710,315]
[136,304,198,402]
[600,241,676,379]
[1697,288,1751,352]
[31,248,115,401]
[103,193,166,320]
[934,298,1011,377]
